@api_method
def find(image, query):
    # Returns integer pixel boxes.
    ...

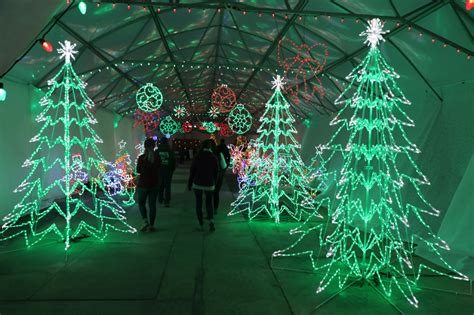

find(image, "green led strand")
[1,41,136,251]
[273,20,467,308]
[229,76,316,223]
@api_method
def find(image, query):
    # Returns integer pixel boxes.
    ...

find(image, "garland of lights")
[228,104,252,134]
[229,76,314,223]
[0,41,136,250]
[273,19,468,308]
[159,116,179,137]
[136,83,163,112]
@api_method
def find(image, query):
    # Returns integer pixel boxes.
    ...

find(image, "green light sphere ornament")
[228,104,252,134]
[159,116,179,137]
[203,121,218,133]
[136,83,163,112]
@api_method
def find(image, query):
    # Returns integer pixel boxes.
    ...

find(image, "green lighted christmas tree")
[229,75,315,223]
[1,41,136,250]
[273,19,467,307]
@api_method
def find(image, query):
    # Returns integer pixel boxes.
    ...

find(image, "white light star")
[360,18,389,49]
[118,140,127,150]
[57,40,78,63]
[271,75,286,90]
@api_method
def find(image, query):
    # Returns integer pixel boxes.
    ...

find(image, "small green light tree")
[273,19,467,307]
[1,41,136,250]
[229,76,315,223]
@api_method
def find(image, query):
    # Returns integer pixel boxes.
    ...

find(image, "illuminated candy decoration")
[173,104,188,118]
[133,109,160,135]
[136,83,163,112]
[202,121,218,133]
[0,41,136,251]
[159,116,179,137]
[211,84,236,113]
[273,19,468,308]
[228,104,252,134]
[277,38,327,104]
[182,121,193,133]
[229,75,315,223]
[208,106,220,119]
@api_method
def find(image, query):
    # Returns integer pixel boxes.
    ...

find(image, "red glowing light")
[467,0,474,10]
[40,39,53,53]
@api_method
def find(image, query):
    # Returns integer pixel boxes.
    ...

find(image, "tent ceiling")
[2,0,473,128]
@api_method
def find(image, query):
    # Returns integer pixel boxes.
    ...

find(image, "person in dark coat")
[218,139,231,167]
[211,140,228,215]
[188,139,219,231]
[136,138,161,232]
[156,137,176,207]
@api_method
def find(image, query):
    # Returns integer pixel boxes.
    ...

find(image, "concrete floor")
[0,163,472,315]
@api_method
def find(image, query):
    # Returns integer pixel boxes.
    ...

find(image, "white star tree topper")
[360,18,389,49]
[271,75,286,90]
[57,40,78,63]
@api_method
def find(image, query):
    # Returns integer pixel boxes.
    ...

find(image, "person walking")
[188,139,218,232]
[211,140,228,215]
[136,138,161,232]
[218,139,231,167]
[157,137,176,207]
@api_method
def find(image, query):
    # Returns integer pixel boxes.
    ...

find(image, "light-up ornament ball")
[136,83,163,112]
[159,116,179,137]
[152,135,158,141]
[211,84,236,113]
[203,122,217,133]
[182,121,193,133]
[228,104,252,134]
[218,122,233,137]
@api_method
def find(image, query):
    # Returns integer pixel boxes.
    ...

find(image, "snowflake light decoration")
[208,106,221,119]
[271,75,286,90]
[57,40,78,64]
[360,18,389,49]
[173,105,188,118]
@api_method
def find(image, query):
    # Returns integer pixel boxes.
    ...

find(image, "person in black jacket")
[136,138,161,232]
[211,140,228,215]
[157,137,176,207]
[188,139,218,231]
[218,139,231,166]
